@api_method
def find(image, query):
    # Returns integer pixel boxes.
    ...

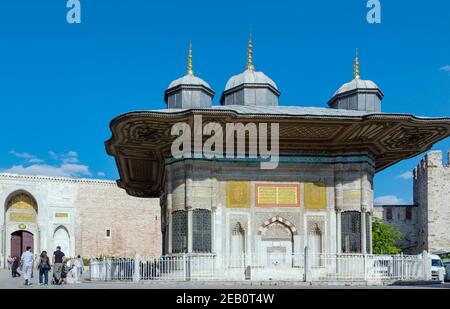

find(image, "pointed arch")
[5,190,38,213]
[53,225,71,257]
[53,225,70,238]
[257,216,298,235]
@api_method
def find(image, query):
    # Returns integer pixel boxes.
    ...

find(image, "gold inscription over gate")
[10,212,36,223]
[226,181,250,208]
[55,213,69,218]
[9,194,37,211]
[304,183,327,209]
[256,184,300,207]
[8,193,38,223]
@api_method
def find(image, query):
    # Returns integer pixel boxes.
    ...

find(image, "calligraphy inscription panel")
[256,184,300,208]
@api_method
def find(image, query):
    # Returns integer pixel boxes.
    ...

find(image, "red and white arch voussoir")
[257,216,298,235]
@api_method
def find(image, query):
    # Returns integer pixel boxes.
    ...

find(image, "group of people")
[6,246,84,286]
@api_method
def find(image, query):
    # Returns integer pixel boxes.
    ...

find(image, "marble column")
[336,211,342,254]
[186,163,193,253]
[335,176,343,254]
[361,211,367,254]
[166,167,173,254]
[187,209,193,253]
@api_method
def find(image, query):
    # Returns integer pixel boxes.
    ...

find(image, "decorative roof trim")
[107,108,450,126]
[0,173,117,186]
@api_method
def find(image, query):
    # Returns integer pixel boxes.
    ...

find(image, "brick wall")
[74,183,162,258]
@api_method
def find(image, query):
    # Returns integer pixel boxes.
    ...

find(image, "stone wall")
[0,173,162,266]
[74,182,161,258]
[375,150,450,255]
[373,205,419,254]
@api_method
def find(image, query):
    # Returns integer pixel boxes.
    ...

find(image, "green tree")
[372,218,402,254]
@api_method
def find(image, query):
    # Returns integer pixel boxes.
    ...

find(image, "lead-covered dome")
[328,51,384,112]
[220,38,280,106]
[224,69,278,92]
[168,74,212,90]
[333,79,380,97]
[164,43,215,109]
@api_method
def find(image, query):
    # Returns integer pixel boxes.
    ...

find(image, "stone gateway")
[0,173,161,267]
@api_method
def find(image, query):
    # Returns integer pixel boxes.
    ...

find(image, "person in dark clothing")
[11,256,21,277]
[37,251,52,285]
[52,246,66,284]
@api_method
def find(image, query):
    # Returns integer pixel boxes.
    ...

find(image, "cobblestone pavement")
[1,270,449,289]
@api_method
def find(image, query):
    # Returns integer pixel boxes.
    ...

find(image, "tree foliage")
[372,218,402,254]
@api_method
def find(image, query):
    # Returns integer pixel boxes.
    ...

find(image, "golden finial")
[353,48,360,80]
[246,34,255,71]
[187,41,194,76]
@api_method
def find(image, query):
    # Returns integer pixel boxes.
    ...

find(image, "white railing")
[89,252,429,282]
[310,253,426,281]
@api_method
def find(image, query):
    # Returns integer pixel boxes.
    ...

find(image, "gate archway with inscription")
[3,191,40,259]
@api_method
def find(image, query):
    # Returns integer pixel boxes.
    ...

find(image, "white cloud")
[9,150,45,164]
[1,163,91,178]
[67,151,78,157]
[28,158,45,164]
[63,157,79,164]
[48,151,59,160]
[9,151,35,159]
[97,172,106,177]
[440,65,450,72]
[3,150,92,178]
[374,195,405,205]
[396,171,413,180]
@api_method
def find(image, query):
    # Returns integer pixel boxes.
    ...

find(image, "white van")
[430,254,446,282]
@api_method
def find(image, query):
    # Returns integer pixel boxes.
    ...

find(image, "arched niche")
[230,222,245,267]
[53,226,71,258]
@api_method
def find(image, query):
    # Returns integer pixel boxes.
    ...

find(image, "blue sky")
[0,0,449,205]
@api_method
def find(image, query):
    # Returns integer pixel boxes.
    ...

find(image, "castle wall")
[375,150,450,255]
[414,151,450,253]
[373,205,419,254]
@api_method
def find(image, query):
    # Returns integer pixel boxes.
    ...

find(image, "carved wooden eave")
[105,109,450,198]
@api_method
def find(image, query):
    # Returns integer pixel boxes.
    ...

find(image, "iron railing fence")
[89,252,429,282]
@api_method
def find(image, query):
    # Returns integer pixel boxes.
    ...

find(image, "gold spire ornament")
[353,48,360,80]
[246,34,255,71]
[187,41,194,76]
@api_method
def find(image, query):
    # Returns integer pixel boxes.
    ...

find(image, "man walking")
[52,246,66,284]
[20,247,34,286]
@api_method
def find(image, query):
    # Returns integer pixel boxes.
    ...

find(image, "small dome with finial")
[164,42,215,109]
[328,50,384,112]
[220,35,280,106]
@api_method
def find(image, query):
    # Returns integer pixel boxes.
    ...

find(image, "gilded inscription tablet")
[226,181,250,208]
[304,183,327,209]
[256,184,300,207]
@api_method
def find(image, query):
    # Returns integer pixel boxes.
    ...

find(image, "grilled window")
[193,209,211,253]
[386,208,393,220]
[341,211,361,253]
[405,208,412,220]
[172,210,187,253]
